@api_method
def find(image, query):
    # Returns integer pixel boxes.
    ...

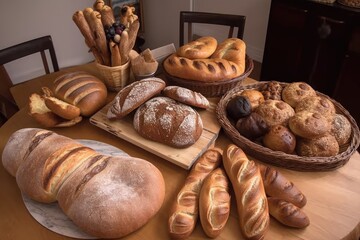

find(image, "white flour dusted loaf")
[133,96,203,148]
[1,128,165,239]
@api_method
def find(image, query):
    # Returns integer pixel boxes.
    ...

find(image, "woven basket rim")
[216,81,360,171]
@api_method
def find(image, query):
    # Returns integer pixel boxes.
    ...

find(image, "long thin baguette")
[168,148,222,239]
[223,144,269,240]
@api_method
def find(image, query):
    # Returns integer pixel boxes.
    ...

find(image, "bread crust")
[162,86,209,109]
[177,36,217,59]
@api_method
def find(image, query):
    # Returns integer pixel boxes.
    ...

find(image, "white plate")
[22,139,128,239]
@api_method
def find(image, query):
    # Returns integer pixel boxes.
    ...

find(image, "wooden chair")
[179,11,246,46]
[0,35,59,123]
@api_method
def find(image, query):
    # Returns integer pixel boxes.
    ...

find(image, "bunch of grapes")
[105,22,126,43]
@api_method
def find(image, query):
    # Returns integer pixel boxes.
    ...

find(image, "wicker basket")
[162,55,254,97]
[96,61,130,92]
[337,0,360,8]
[216,81,360,171]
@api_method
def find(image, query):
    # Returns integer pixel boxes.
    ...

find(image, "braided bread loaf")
[2,128,165,239]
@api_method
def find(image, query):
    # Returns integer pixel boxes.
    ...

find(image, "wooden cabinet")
[261,0,360,125]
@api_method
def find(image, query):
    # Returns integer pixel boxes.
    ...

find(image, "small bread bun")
[254,100,295,127]
[282,82,316,108]
[260,81,283,100]
[330,114,352,145]
[44,96,81,120]
[263,125,296,154]
[295,95,336,118]
[226,96,252,121]
[240,89,264,109]
[289,111,331,139]
[235,112,269,140]
[296,134,339,157]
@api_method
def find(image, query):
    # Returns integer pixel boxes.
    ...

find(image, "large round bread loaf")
[1,128,165,239]
[53,71,107,116]
[133,97,203,148]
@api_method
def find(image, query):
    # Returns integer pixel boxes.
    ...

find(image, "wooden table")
[1,64,360,240]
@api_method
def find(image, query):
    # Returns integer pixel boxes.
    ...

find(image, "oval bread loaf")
[177,36,218,59]
[53,71,107,117]
[162,86,209,109]
[133,96,203,148]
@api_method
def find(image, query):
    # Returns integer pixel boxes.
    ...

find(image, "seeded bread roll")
[295,95,336,119]
[289,111,331,139]
[282,82,316,108]
[330,113,352,145]
[296,133,339,157]
[107,77,166,119]
[177,36,218,59]
[162,86,210,109]
[133,97,203,148]
[53,71,107,117]
[254,99,295,127]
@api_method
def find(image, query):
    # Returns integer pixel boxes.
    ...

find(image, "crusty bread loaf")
[133,97,203,148]
[258,163,307,208]
[223,144,269,240]
[177,36,218,59]
[162,86,210,109]
[107,77,166,119]
[199,168,231,238]
[267,197,310,228]
[2,128,165,239]
[168,148,222,239]
[53,71,107,117]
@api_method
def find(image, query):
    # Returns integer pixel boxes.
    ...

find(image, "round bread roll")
[254,100,295,127]
[133,97,203,148]
[295,95,336,118]
[282,82,316,108]
[296,134,339,157]
[240,89,264,109]
[330,113,352,145]
[52,71,107,117]
[177,36,217,59]
[162,86,209,109]
[263,125,296,154]
[226,96,252,121]
[260,81,283,100]
[235,112,269,140]
[289,111,331,139]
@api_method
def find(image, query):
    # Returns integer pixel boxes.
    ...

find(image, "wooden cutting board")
[90,99,221,169]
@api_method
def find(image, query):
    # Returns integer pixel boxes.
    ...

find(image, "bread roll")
[330,113,352,145]
[162,86,210,109]
[255,100,295,127]
[2,128,165,239]
[295,95,336,118]
[263,125,296,154]
[235,112,269,140]
[133,97,203,148]
[199,168,231,238]
[296,133,339,157]
[260,81,283,100]
[177,36,218,59]
[168,148,222,239]
[258,164,307,208]
[240,89,265,109]
[282,82,316,108]
[226,95,252,121]
[289,111,331,139]
[53,71,107,117]
[107,77,166,119]
[267,197,310,228]
[223,144,269,240]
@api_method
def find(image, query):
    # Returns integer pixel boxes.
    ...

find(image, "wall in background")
[0,0,270,84]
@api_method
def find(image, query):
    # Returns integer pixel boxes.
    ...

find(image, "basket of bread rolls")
[163,36,254,97]
[216,81,360,171]
[72,1,140,91]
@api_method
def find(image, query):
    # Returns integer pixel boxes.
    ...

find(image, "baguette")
[168,148,222,239]
[267,197,310,228]
[109,40,122,66]
[258,163,307,208]
[199,168,231,238]
[100,5,115,28]
[223,144,269,240]
[2,128,166,239]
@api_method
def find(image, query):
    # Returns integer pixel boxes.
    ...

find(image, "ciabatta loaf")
[223,144,269,240]
[2,128,165,239]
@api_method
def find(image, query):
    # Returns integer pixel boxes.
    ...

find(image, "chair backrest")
[0,35,59,121]
[179,11,246,46]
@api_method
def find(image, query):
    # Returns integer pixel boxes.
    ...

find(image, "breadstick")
[109,40,122,66]
[100,5,115,28]
[223,144,269,240]
[168,148,222,239]
[83,7,94,25]
[93,0,105,11]
[89,11,111,66]
[119,30,130,64]
[72,11,104,64]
